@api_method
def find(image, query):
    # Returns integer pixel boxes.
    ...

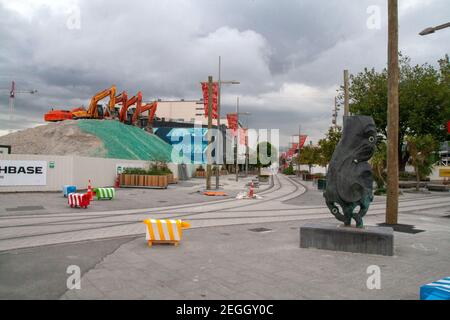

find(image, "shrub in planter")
[283,165,295,175]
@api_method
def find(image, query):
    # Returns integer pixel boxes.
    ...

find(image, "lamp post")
[216,56,240,190]
[419,22,450,36]
[234,97,250,182]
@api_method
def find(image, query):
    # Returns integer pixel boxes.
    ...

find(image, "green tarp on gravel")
[77,120,172,161]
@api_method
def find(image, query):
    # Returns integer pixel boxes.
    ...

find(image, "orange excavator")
[131,101,158,130]
[44,85,116,122]
[119,91,142,124]
[110,91,127,119]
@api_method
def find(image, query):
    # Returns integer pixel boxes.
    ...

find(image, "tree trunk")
[415,163,420,191]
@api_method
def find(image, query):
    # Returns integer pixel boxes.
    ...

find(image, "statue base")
[300,223,394,256]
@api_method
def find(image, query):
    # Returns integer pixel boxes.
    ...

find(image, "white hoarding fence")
[0,160,47,186]
[116,163,146,175]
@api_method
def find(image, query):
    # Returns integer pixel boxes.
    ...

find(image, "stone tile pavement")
[60,208,450,300]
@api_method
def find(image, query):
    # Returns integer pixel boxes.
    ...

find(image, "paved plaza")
[0,175,449,300]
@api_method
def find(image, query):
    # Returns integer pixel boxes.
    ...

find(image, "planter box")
[167,173,176,184]
[121,174,168,189]
[158,175,168,188]
[195,171,206,178]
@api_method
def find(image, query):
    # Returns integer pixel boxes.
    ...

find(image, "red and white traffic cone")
[248,181,254,199]
[88,179,93,201]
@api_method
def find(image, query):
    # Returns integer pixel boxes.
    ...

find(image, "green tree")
[298,145,320,173]
[405,135,438,191]
[318,126,342,167]
[370,141,387,192]
[343,54,450,171]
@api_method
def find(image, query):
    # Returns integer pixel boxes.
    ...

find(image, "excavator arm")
[131,101,158,127]
[112,91,127,119]
[86,85,116,118]
[73,85,116,119]
[44,85,116,121]
[119,91,142,123]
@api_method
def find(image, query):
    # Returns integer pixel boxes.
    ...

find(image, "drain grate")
[377,223,425,234]
[249,227,273,233]
[6,206,45,212]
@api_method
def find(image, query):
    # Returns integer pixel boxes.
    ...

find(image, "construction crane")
[1,81,37,131]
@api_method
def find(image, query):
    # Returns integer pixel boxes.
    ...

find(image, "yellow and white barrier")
[143,219,190,247]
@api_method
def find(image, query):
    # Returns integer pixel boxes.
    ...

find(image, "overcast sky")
[0,0,448,146]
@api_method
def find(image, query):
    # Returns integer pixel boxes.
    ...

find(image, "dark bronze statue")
[324,116,377,228]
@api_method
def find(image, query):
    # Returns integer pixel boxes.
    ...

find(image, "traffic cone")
[248,181,254,199]
[88,179,93,201]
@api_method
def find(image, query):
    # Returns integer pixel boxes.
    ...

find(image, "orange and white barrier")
[143,219,190,247]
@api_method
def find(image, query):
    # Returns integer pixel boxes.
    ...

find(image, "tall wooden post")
[386,0,399,225]
[206,76,213,191]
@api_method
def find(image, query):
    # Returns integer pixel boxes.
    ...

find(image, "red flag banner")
[299,135,308,149]
[227,113,238,130]
[201,82,219,119]
[290,143,299,153]
[291,136,308,151]
[239,128,248,145]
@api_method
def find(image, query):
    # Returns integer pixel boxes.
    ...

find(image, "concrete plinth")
[300,223,394,256]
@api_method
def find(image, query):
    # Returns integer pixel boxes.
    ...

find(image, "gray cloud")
[0,0,449,146]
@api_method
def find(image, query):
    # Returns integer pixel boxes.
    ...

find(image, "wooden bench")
[427,184,449,192]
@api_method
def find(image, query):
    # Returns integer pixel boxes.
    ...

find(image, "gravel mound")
[0,121,107,157]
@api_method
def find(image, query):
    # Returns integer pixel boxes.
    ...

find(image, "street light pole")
[245,117,250,177]
[297,125,301,177]
[386,0,399,225]
[216,56,222,190]
[236,97,239,182]
[343,70,350,117]
[206,76,213,191]
[215,56,240,189]
[419,22,450,36]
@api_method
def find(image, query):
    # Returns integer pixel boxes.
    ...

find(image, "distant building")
[142,99,228,126]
